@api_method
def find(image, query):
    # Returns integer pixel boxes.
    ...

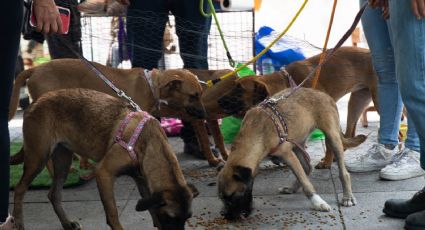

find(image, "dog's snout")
[186,106,206,119]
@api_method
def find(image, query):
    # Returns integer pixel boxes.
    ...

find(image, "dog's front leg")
[315,142,333,169]
[207,119,228,160]
[95,166,123,230]
[276,144,331,212]
[192,120,222,166]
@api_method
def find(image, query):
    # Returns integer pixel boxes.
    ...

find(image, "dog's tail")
[10,147,25,165]
[341,133,367,149]
[9,68,34,121]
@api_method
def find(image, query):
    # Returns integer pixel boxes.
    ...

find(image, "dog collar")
[115,111,154,165]
[143,69,166,112]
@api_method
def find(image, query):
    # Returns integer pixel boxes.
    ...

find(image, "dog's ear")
[232,166,252,183]
[165,79,183,91]
[252,80,270,104]
[187,183,200,198]
[135,193,165,211]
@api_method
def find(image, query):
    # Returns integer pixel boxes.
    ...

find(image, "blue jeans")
[389,0,425,169]
[0,0,22,222]
[360,0,420,151]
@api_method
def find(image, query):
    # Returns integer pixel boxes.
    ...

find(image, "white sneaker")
[380,148,425,180]
[0,214,14,230]
[345,143,398,172]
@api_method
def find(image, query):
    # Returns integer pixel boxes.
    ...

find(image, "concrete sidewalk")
[8,95,422,230]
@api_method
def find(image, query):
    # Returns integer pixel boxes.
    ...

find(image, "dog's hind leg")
[325,131,356,207]
[13,146,50,230]
[276,144,331,212]
[48,144,81,230]
[207,119,228,160]
[345,89,372,138]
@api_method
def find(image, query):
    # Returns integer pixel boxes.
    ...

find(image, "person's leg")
[383,1,425,226]
[46,0,82,59]
[171,0,211,69]
[0,0,23,224]
[346,0,400,172]
[126,0,168,69]
[171,0,212,157]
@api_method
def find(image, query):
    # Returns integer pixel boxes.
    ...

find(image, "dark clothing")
[45,0,82,59]
[126,0,211,69]
[0,0,23,222]
[126,0,212,153]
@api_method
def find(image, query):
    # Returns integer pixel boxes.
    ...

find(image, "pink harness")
[114,111,153,164]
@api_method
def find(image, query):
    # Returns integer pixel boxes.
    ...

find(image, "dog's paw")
[63,221,82,230]
[310,194,331,212]
[278,186,297,194]
[341,194,357,207]
[314,161,331,169]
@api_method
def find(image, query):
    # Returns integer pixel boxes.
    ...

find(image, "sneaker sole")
[346,165,385,173]
[380,171,425,181]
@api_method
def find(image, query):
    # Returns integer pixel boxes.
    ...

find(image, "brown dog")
[217,46,378,168]
[13,89,198,230]
[7,59,225,165]
[218,88,366,220]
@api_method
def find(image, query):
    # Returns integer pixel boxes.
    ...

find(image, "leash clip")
[267,98,279,105]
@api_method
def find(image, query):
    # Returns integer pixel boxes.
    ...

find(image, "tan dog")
[185,69,238,164]
[8,59,217,166]
[218,46,378,168]
[13,89,198,230]
[218,88,366,219]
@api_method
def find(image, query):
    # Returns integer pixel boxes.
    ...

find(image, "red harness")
[114,111,153,164]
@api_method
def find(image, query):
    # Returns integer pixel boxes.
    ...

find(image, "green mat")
[10,143,94,190]
[220,63,256,144]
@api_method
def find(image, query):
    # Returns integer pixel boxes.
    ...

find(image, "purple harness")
[114,111,153,164]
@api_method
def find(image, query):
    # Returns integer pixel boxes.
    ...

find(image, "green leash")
[200,0,235,68]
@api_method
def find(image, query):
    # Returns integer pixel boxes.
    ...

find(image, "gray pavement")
[8,95,420,230]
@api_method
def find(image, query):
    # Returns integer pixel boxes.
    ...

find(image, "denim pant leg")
[171,0,211,69]
[360,0,402,147]
[126,1,168,69]
[389,0,425,169]
[0,0,23,222]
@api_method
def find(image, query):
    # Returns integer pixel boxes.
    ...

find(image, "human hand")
[33,0,62,34]
[115,0,130,5]
[411,0,425,19]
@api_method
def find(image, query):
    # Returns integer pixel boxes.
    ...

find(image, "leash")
[58,36,142,112]
[311,0,338,88]
[200,0,236,68]
[257,2,367,170]
[277,1,368,101]
[206,0,309,87]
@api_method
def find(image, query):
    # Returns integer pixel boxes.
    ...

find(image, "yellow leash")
[311,0,338,88]
[206,0,309,87]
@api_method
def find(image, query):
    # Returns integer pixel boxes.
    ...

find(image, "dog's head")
[136,184,199,230]
[218,77,270,116]
[155,69,206,119]
[218,165,254,220]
